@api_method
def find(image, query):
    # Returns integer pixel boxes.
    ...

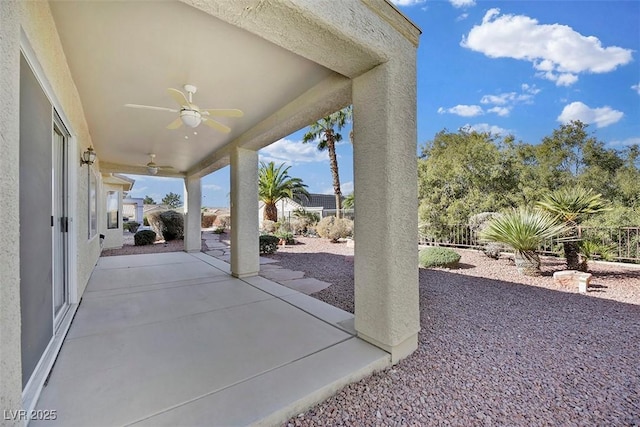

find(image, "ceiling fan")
[140,154,175,176]
[125,84,243,133]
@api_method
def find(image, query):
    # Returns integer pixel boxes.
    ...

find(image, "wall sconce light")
[81,146,97,166]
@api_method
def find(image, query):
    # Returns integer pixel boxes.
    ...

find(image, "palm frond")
[536,187,610,224]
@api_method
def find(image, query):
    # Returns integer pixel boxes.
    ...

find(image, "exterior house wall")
[0,1,24,417]
[0,1,103,413]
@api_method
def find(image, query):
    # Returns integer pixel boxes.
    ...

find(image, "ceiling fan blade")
[166,117,184,129]
[202,109,244,117]
[203,117,231,133]
[125,104,178,113]
[167,88,191,108]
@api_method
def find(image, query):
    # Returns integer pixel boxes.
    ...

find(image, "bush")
[201,213,217,228]
[419,247,461,268]
[159,210,184,241]
[315,216,354,242]
[483,242,504,260]
[134,230,157,246]
[143,216,149,226]
[259,234,280,254]
[261,220,277,233]
[276,230,295,245]
[213,227,225,234]
[146,211,165,240]
[123,221,140,233]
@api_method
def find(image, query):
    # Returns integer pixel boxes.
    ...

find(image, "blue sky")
[127,0,640,208]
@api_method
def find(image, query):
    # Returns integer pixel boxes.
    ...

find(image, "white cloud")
[463,123,510,136]
[390,0,426,6]
[456,13,469,22]
[259,138,327,165]
[487,106,510,117]
[461,9,633,86]
[438,104,483,117]
[450,0,475,8]
[632,83,640,95]
[608,137,640,147]
[557,102,624,128]
[203,184,222,191]
[322,181,354,196]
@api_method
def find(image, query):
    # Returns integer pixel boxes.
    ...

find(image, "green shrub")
[213,227,225,234]
[124,221,140,233]
[259,235,280,254]
[134,229,157,246]
[159,210,184,241]
[143,216,149,226]
[276,230,294,245]
[419,247,461,268]
[315,216,354,242]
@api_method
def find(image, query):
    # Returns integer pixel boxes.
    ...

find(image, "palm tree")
[343,193,354,209]
[302,106,352,218]
[259,161,309,222]
[536,188,610,271]
[480,208,567,276]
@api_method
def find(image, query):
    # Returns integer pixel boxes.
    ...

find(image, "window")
[106,191,119,229]
[88,167,97,239]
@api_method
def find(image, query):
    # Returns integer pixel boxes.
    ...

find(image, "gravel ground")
[268,237,640,427]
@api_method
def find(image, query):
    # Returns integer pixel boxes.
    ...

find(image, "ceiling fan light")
[147,166,159,175]
[180,110,201,128]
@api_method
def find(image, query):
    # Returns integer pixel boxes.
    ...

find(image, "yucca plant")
[480,208,567,276]
[537,188,610,271]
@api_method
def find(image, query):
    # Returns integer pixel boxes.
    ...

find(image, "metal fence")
[419,224,640,264]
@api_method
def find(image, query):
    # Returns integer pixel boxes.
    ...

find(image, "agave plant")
[537,188,610,271]
[480,208,567,276]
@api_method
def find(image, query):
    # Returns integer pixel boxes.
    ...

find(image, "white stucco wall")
[0,1,24,418]
[0,1,104,409]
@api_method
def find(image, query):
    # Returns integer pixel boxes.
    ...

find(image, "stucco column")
[230,147,259,278]
[0,0,24,415]
[352,49,420,363]
[183,175,202,253]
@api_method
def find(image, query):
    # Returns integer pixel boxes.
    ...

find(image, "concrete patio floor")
[33,252,389,426]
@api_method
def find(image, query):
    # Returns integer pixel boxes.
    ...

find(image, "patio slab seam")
[64,296,278,342]
[125,335,357,426]
[83,275,234,299]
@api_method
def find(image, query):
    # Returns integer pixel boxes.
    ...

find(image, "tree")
[259,161,309,222]
[418,129,519,235]
[302,106,352,218]
[143,195,155,204]
[343,193,354,209]
[162,192,182,209]
[536,187,610,271]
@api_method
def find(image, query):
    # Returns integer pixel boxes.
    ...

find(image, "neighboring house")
[258,193,351,224]
[122,197,144,223]
[1,1,420,419]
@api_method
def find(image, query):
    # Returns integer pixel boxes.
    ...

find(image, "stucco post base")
[358,332,418,365]
[184,175,202,253]
[230,147,259,278]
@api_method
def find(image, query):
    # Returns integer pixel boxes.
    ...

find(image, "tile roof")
[293,193,343,210]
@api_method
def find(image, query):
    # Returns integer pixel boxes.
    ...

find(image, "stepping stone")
[278,278,332,295]
[260,264,283,271]
[260,269,305,281]
[259,257,279,264]
[206,242,229,250]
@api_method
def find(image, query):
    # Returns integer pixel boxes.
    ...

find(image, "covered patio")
[1,0,422,421]
[33,251,388,426]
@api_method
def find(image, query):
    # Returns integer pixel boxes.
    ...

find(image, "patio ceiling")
[49,1,339,177]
